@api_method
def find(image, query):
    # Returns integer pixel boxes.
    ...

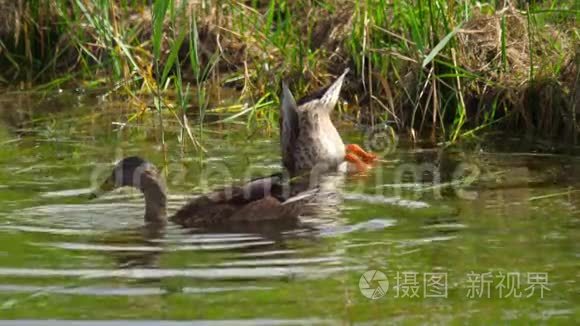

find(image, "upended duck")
[90,69,377,227]
[280,69,376,176]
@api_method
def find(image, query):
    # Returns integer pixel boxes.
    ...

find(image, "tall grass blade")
[422,25,461,68]
[152,0,170,59]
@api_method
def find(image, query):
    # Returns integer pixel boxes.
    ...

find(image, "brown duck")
[91,69,376,228]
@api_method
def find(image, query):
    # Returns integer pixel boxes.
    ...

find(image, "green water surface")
[0,91,578,324]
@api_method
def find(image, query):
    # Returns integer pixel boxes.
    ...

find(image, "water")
[0,91,578,323]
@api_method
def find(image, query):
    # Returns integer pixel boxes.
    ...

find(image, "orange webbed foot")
[345,152,370,173]
[345,144,377,164]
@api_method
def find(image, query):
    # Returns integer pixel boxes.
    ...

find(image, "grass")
[0,0,577,143]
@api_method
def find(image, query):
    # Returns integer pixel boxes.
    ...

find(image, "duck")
[90,156,307,227]
[90,69,377,228]
[280,68,376,176]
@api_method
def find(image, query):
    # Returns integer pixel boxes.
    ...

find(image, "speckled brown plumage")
[280,69,349,176]
[170,173,306,227]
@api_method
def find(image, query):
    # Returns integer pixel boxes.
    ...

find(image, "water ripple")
[320,218,396,236]
[0,225,98,236]
[40,188,94,198]
[0,284,270,296]
[40,240,275,252]
[0,266,363,280]
[344,193,429,209]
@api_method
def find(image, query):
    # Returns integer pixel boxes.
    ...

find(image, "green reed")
[0,0,577,143]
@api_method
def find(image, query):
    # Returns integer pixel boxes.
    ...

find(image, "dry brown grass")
[454,5,578,142]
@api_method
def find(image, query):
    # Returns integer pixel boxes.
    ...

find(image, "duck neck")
[140,173,167,225]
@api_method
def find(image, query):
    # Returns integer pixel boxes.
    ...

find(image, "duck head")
[90,156,167,224]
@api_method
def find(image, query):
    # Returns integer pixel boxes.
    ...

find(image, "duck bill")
[89,176,115,199]
[320,68,349,111]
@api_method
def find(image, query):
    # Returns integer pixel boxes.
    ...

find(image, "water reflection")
[0,100,578,321]
[103,224,165,269]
